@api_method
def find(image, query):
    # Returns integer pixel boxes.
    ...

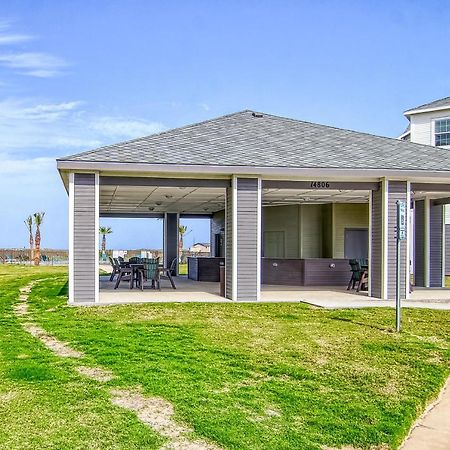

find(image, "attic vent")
[252,112,263,118]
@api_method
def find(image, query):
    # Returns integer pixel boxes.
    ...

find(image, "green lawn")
[1,265,449,449]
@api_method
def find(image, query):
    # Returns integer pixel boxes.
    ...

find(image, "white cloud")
[89,116,165,138]
[0,33,33,45]
[198,102,210,111]
[0,98,82,122]
[0,52,68,77]
[0,153,54,175]
[0,97,165,153]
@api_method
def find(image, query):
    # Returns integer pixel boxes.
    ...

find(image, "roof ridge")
[57,109,253,161]
[255,110,438,151]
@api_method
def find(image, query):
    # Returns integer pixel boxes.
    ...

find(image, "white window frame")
[433,116,450,147]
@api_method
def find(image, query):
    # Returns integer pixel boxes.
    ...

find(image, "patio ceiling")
[100,184,450,216]
[262,188,370,205]
[100,185,225,215]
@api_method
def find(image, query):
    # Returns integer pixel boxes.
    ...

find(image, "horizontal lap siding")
[371,187,382,298]
[225,187,233,298]
[430,205,443,287]
[387,181,407,299]
[446,224,450,276]
[73,173,96,303]
[236,178,259,301]
[414,200,425,286]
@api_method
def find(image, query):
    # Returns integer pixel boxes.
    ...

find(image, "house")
[400,96,450,275]
[57,110,450,304]
[189,242,211,253]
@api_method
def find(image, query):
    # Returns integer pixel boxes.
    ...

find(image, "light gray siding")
[429,204,444,287]
[73,173,97,303]
[387,181,408,299]
[225,187,233,298]
[414,200,425,286]
[236,178,259,301]
[225,178,260,301]
[370,186,383,298]
[446,224,450,276]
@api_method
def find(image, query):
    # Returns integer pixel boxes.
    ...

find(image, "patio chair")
[129,256,142,264]
[159,257,177,289]
[108,256,121,281]
[347,259,362,290]
[114,265,133,289]
[347,259,368,292]
[138,258,160,290]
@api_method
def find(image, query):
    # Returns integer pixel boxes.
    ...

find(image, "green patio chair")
[139,258,160,290]
[347,259,361,290]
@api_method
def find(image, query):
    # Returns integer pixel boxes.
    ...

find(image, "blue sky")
[0,0,449,249]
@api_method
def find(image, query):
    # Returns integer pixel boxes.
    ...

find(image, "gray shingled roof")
[406,96,450,113]
[59,110,450,172]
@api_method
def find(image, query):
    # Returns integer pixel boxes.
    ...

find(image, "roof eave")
[56,159,450,182]
[404,104,450,116]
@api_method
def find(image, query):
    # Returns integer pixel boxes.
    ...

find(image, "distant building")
[399,96,450,275]
[189,242,210,253]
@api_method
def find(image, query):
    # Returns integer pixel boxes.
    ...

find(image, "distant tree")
[24,215,34,265]
[33,212,45,266]
[99,226,113,260]
[178,225,191,257]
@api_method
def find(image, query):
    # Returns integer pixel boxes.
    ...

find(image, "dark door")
[344,228,368,259]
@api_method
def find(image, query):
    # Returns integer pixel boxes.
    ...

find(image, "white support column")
[405,181,411,299]
[94,173,100,303]
[381,178,389,300]
[68,172,74,304]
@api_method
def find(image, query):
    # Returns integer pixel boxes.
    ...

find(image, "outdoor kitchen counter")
[187,257,225,282]
[262,258,351,286]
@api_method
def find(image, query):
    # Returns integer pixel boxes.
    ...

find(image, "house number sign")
[309,181,331,189]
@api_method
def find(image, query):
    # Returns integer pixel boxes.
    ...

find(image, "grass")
[178,262,187,275]
[1,265,449,449]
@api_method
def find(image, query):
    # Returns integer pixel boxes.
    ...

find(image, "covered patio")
[57,110,450,306]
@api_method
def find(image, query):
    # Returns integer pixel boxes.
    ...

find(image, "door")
[344,228,368,259]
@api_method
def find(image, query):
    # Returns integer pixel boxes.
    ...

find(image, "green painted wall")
[332,203,369,258]
[262,203,368,259]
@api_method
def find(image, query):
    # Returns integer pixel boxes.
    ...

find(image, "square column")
[370,180,410,299]
[225,177,262,301]
[414,199,444,287]
[164,213,179,275]
[69,172,99,304]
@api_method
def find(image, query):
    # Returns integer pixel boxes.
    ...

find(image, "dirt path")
[14,279,223,450]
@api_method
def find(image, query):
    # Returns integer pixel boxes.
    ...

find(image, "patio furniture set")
[347,258,368,292]
[108,256,177,290]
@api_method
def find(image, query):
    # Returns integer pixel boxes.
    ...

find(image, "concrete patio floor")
[98,276,450,309]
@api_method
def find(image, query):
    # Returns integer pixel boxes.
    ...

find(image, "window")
[435,118,450,146]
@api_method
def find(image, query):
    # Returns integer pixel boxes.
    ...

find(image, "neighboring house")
[400,96,450,275]
[189,242,211,253]
[57,110,450,304]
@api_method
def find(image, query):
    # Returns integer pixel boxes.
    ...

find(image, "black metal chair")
[347,259,368,292]
[159,258,177,289]
[108,256,120,281]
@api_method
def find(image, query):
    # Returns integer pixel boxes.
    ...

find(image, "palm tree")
[33,212,45,266]
[24,215,34,265]
[99,226,113,261]
[178,225,189,256]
